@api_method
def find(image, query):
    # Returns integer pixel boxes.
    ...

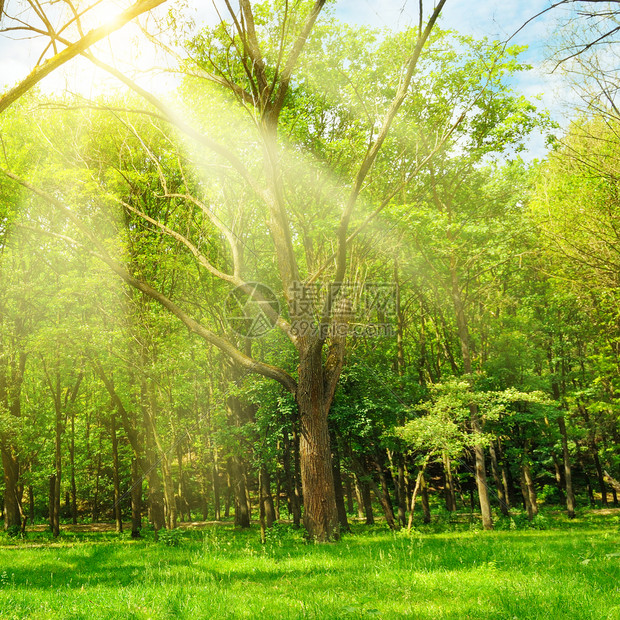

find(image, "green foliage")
[157,528,184,547]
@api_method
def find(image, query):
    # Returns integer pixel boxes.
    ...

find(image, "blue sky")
[331,0,574,158]
[1,0,576,157]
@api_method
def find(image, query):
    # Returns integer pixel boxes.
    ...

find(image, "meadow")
[0,510,618,619]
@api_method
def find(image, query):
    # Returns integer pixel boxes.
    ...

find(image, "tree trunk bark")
[282,427,300,526]
[70,410,78,525]
[357,474,374,525]
[397,455,408,526]
[557,415,576,518]
[523,462,538,517]
[591,445,608,507]
[420,473,431,524]
[212,448,221,521]
[330,432,350,532]
[489,442,509,517]
[260,464,276,528]
[230,458,250,528]
[92,447,101,523]
[447,245,493,530]
[131,458,142,537]
[52,402,62,537]
[296,343,338,541]
[28,485,34,525]
[442,452,457,512]
[344,473,354,515]
[1,449,21,530]
[354,477,365,519]
[111,413,123,533]
[552,455,566,505]
[372,455,398,530]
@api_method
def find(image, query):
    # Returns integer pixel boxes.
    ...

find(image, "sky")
[0,0,581,158]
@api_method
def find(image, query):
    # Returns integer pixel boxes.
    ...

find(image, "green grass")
[0,511,618,619]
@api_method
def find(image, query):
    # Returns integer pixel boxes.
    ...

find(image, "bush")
[157,528,184,547]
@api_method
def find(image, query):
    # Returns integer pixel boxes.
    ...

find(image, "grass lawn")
[0,510,618,619]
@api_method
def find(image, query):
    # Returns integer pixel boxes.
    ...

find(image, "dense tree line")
[0,1,618,541]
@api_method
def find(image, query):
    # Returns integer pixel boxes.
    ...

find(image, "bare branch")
[0,166,298,393]
[0,0,169,114]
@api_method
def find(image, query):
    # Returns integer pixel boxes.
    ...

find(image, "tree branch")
[0,0,168,113]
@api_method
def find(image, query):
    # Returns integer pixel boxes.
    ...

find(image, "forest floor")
[0,508,618,619]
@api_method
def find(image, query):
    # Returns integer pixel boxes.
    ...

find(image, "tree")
[0,0,168,113]
[1,0,454,541]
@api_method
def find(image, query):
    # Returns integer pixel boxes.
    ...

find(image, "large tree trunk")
[296,342,338,541]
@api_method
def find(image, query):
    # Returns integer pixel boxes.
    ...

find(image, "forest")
[0,1,619,617]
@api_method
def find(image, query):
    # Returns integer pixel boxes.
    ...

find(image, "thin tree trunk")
[447,248,492,529]
[259,467,267,544]
[1,449,21,530]
[230,458,250,528]
[260,464,276,528]
[92,448,101,524]
[130,458,142,537]
[407,464,428,531]
[282,427,300,526]
[397,455,407,526]
[523,462,538,517]
[70,410,78,525]
[354,477,365,519]
[356,473,374,525]
[442,451,456,512]
[489,442,509,517]
[520,464,534,520]
[557,415,576,518]
[372,456,398,530]
[48,475,58,536]
[224,469,231,518]
[28,485,34,525]
[330,432,350,532]
[420,473,431,524]
[552,455,566,505]
[212,448,221,521]
[591,445,608,507]
[111,413,123,533]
